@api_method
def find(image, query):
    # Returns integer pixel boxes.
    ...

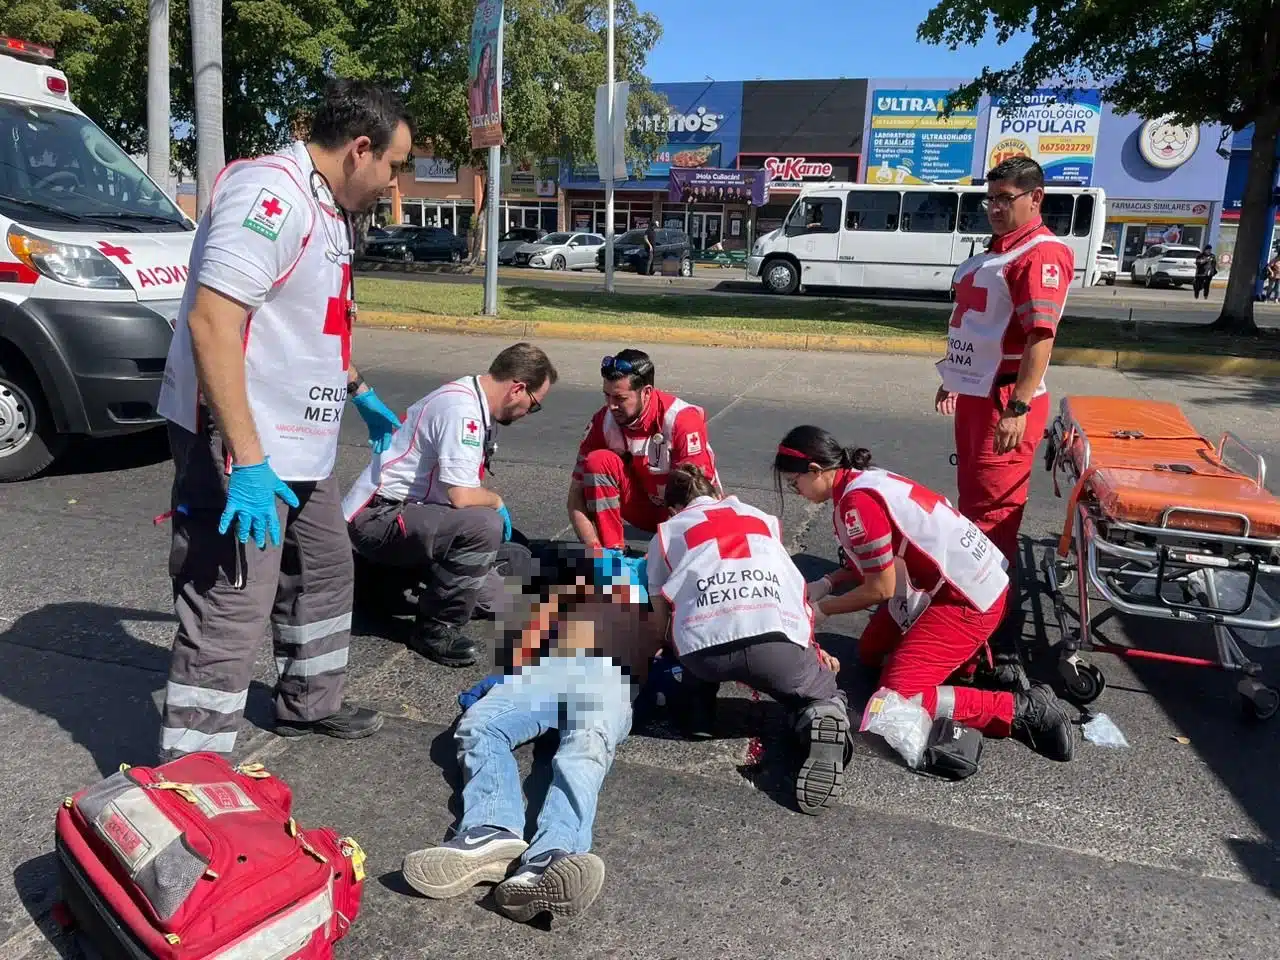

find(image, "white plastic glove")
[806,577,833,603]
[811,601,830,628]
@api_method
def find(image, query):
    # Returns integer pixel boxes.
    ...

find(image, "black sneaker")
[1012,684,1075,761]
[401,826,528,899]
[493,849,605,924]
[795,702,850,815]
[274,702,383,740]
[408,621,479,667]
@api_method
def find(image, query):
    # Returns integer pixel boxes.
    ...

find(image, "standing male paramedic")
[567,349,720,556]
[343,342,558,667]
[155,80,413,759]
[934,156,1074,568]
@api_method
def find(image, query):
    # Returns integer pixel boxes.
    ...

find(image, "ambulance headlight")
[6,226,132,290]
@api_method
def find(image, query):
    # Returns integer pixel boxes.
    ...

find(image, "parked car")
[512,232,604,270]
[1094,242,1118,285]
[497,227,546,265]
[362,226,469,264]
[1130,243,1199,288]
[597,228,693,276]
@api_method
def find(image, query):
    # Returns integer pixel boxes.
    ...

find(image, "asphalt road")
[358,261,1280,329]
[3,332,1280,959]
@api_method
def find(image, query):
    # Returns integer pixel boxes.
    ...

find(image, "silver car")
[512,231,605,270]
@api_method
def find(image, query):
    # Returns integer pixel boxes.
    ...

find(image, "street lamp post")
[604,0,616,294]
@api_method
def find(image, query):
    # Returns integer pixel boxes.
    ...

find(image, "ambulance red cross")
[0,35,196,482]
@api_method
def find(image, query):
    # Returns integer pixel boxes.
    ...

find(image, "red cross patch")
[242,188,293,240]
[461,418,482,447]
[843,506,865,539]
[685,431,702,455]
[1041,262,1061,289]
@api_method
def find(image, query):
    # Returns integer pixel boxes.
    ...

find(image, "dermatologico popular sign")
[984,89,1102,184]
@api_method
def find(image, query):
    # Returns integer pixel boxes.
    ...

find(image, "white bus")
[747,182,1106,296]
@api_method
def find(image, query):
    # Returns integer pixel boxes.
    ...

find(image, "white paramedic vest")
[936,234,1069,398]
[657,495,810,655]
[837,471,1008,628]
[600,396,720,502]
[158,142,352,481]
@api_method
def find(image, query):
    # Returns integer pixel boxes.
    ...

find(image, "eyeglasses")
[981,189,1034,211]
[785,474,803,492]
[527,395,542,415]
[601,355,649,377]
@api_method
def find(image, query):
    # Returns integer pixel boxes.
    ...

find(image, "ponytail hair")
[841,446,873,470]
[664,463,718,510]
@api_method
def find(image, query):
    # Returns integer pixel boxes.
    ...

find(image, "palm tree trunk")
[189,0,225,216]
[146,0,170,196]
[1213,110,1280,335]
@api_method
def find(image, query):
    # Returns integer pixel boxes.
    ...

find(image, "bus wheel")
[763,259,799,295]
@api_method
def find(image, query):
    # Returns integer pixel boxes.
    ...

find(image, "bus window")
[844,190,900,231]
[785,197,842,237]
[901,192,958,233]
[1072,194,1095,237]
[1041,194,1075,236]
[958,193,990,234]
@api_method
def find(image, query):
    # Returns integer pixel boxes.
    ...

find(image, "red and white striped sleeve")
[836,489,894,572]
[571,409,607,485]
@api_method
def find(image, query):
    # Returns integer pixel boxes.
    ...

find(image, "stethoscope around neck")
[308,168,355,265]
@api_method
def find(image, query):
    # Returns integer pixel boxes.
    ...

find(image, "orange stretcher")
[1041,395,1280,721]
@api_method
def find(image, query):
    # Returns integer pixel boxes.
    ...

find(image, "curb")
[359,311,1280,380]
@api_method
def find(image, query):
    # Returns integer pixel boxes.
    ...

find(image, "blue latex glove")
[592,548,649,604]
[351,389,401,454]
[496,504,512,542]
[218,458,300,549]
[458,673,504,711]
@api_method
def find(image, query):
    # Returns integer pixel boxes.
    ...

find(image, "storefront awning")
[668,167,769,206]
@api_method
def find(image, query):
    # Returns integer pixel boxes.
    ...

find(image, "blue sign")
[867,89,978,184]
[561,81,743,190]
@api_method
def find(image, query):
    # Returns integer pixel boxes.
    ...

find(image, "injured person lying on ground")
[400,542,663,926]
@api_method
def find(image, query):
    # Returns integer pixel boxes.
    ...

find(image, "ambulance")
[0,36,195,481]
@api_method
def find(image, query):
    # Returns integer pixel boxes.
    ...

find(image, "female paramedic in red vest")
[645,465,851,814]
[774,426,1075,762]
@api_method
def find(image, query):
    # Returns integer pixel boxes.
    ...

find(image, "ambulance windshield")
[0,100,191,232]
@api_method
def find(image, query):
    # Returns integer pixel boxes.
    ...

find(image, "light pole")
[604,0,616,294]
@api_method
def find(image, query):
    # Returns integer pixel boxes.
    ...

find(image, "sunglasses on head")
[601,355,647,377]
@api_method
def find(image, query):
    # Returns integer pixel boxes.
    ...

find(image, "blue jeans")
[454,652,633,860]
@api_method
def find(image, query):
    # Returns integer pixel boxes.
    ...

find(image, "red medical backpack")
[53,752,365,960]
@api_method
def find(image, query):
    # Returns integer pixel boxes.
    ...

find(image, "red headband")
[776,445,810,461]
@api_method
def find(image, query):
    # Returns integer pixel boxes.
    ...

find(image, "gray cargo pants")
[347,498,502,628]
[160,423,353,759]
[680,632,846,720]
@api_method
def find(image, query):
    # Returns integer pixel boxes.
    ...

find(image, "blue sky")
[637,0,1030,83]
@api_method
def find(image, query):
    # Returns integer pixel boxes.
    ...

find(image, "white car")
[1130,243,1200,288]
[1094,243,1118,285]
[512,231,604,270]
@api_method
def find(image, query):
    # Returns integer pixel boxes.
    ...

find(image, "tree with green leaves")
[919,0,1280,334]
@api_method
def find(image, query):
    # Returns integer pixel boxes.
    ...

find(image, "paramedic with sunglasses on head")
[568,350,720,561]
[154,80,412,759]
[934,157,1075,682]
[343,343,558,667]
[776,426,1075,761]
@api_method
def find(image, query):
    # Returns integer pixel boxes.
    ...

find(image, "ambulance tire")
[0,353,67,482]
[762,258,799,295]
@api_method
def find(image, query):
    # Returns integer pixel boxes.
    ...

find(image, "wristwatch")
[346,375,365,398]
[1005,397,1031,417]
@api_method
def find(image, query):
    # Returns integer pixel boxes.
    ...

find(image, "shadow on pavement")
[13,854,76,960]
[1126,370,1280,408]
[45,427,171,478]
[0,601,275,776]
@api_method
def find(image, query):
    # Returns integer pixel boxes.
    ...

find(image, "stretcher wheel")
[1059,660,1105,705]
[1238,678,1280,722]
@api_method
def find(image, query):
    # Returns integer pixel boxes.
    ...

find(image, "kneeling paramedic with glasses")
[400,544,662,925]
[154,80,411,759]
[343,342,557,667]
[567,350,720,572]
[646,464,850,813]
[775,425,1075,762]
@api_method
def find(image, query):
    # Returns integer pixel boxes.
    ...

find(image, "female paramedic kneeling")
[774,426,1075,762]
[646,464,852,814]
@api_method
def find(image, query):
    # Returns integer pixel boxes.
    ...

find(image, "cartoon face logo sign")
[1139,117,1200,170]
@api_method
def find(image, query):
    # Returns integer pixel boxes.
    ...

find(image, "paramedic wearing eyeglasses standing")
[934,158,1075,659]
[567,349,721,558]
[343,343,558,667]
[154,80,412,759]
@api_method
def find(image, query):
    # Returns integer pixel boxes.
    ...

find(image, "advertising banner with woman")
[469,0,504,149]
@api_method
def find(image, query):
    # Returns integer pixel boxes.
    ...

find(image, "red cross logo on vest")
[323,263,354,368]
[465,419,479,435]
[261,196,284,218]
[686,507,771,559]
[948,271,988,328]
[97,241,132,265]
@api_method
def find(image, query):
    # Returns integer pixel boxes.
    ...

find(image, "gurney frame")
[1038,401,1280,721]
